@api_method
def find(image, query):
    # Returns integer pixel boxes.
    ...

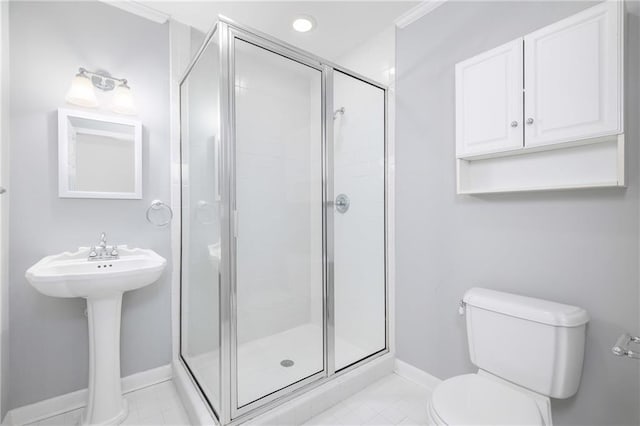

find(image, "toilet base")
[426,400,445,426]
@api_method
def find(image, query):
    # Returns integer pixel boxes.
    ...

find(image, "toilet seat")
[428,374,543,425]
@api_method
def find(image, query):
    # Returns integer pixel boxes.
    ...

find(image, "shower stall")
[179,17,388,424]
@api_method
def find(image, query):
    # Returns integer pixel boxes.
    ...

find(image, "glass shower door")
[333,70,386,370]
[179,20,388,423]
[232,37,325,410]
[180,28,222,415]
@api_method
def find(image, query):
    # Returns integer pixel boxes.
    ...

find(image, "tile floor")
[25,381,190,426]
[301,374,430,426]
[26,373,429,425]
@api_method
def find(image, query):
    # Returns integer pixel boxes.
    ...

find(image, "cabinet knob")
[526,118,534,125]
[510,121,518,128]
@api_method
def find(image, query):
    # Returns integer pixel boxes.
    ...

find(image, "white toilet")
[426,288,589,426]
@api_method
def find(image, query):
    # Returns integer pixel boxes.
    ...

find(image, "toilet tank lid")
[463,288,589,327]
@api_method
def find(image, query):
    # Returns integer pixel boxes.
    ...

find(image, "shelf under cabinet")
[456,134,625,195]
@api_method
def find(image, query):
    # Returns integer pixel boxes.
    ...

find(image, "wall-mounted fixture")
[292,15,315,32]
[454,1,623,194]
[58,108,142,199]
[65,67,137,115]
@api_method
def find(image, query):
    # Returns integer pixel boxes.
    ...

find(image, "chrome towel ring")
[146,199,173,227]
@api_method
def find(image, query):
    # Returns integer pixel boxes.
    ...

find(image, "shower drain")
[280,359,295,367]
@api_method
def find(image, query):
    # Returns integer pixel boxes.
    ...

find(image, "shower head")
[333,107,345,120]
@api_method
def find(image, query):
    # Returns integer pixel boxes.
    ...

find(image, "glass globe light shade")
[111,82,136,115]
[65,72,98,108]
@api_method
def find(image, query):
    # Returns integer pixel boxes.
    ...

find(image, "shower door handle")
[233,210,239,238]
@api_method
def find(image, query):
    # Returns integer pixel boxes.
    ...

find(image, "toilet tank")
[463,288,589,399]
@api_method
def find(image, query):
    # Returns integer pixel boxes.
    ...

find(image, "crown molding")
[395,0,448,29]
[99,1,170,24]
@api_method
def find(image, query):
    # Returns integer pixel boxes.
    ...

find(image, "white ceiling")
[140,1,419,60]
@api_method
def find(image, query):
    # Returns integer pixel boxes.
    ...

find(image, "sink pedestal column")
[82,294,128,425]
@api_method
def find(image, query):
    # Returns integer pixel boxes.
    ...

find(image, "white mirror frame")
[58,108,142,199]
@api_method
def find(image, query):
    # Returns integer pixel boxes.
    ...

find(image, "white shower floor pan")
[184,323,369,409]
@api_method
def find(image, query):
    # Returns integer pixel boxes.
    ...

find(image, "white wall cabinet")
[455,39,523,156]
[524,1,622,148]
[455,1,624,194]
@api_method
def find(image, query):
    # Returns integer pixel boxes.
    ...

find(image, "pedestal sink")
[25,246,166,425]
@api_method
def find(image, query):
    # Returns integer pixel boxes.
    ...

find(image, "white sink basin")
[26,246,165,298]
[26,246,166,426]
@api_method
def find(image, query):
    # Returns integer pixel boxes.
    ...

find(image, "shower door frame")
[224,21,329,420]
[179,16,390,426]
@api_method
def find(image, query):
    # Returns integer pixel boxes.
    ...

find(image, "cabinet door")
[524,1,622,148]
[455,39,523,158]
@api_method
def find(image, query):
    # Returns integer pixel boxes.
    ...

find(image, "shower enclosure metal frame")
[178,16,389,425]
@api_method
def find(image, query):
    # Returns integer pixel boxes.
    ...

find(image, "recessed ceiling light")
[292,16,315,33]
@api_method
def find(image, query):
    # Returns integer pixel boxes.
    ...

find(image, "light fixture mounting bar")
[78,67,128,92]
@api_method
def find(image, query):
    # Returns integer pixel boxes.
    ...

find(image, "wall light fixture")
[65,67,137,115]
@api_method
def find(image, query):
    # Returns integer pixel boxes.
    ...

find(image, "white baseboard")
[121,364,172,393]
[3,364,172,426]
[394,359,442,391]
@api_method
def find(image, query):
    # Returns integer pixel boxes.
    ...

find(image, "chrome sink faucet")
[98,232,107,248]
[88,232,119,261]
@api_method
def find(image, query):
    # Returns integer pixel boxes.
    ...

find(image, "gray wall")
[9,2,171,409]
[395,2,640,425]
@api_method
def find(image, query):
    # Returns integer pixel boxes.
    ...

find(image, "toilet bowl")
[425,288,589,426]
[426,373,549,425]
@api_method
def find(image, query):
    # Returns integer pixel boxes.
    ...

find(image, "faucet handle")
[98,232,107,248]
[88,246,98,258]
[110,245,119,257]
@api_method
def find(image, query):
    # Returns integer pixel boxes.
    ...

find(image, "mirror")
[58,108,142,199]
